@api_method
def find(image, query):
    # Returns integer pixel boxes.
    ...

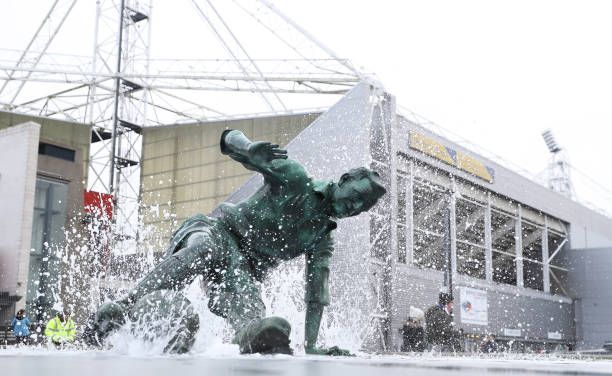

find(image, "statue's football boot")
[81,301,127,347]
[234,316,293,355]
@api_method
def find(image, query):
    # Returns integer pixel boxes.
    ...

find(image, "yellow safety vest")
[44,317,76,343]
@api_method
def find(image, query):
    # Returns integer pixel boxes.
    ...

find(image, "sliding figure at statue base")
[83,129,386,355]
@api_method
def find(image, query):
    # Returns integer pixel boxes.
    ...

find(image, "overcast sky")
[2,0,612,214]
[280,0,612,214]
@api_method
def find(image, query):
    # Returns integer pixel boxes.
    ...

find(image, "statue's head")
[331,167,386,218]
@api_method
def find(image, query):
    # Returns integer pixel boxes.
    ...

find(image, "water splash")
[30,200,374,356]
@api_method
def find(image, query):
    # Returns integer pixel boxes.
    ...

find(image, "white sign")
[548,331,562,340]
[504,328,522,337]
[459,287,488,326]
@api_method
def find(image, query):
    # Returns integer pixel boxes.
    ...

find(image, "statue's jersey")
[216,158,337,277]
[160,158,335,305]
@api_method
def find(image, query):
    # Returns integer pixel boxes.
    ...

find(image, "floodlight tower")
[541,129,574,199]
[88,0,152,253]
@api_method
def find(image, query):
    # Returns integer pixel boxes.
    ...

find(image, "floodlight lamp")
[125,7,148,23]
[541,129,561,153]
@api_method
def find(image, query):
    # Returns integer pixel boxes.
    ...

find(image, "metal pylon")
[87,0,151,252]
[542,129,574,199]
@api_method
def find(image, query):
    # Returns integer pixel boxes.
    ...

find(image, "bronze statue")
[83,129,386,355]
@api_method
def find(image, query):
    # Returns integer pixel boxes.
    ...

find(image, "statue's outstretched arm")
[304,237,353,356]
[220,129,288,184]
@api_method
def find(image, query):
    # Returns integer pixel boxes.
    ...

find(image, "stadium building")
[137,82,612,352]
[2,82,612,351]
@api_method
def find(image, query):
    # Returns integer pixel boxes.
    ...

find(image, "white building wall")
[0,122,40,309]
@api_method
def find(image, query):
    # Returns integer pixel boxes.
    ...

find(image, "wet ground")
[2,349,612,376]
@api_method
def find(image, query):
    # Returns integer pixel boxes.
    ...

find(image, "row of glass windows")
[26,178,68,320]
[396,159,569,296]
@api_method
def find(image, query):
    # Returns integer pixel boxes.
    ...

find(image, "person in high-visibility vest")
[45,310,76,347]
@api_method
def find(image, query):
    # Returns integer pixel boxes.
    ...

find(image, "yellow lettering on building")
[457,152,493,183]
[409,131,494,183]
[409,132,456,166]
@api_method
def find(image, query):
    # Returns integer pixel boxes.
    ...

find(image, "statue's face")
[332,177,378,218]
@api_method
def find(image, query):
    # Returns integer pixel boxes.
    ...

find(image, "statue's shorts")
[126,216,265,333]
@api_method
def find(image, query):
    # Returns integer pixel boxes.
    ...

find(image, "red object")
[84,190,114,220]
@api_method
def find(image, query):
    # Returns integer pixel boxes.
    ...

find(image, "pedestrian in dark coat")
[401,306,426,352]
[425,292,462,352]
[480,334,499,353]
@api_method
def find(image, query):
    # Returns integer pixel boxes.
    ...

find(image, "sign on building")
[503,328,522,337]
[459,287,488,325]
[408,131,495,183]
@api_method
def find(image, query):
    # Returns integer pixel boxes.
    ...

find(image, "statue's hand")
[248,141,287,163]
[305,345,354,356]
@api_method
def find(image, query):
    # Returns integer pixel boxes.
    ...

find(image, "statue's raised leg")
[81,290,200,354]
[82,228,220,347]
[83,220,293,354]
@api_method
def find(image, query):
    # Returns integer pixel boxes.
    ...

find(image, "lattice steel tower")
[542,129,574,199]
[0,0,362,252]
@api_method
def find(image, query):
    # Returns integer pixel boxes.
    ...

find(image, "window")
[491,208,517,285]
[397,224,407,264]
[456,198,486,279]
[401,158,569,296]
[522,220,544,291]
[413,229,446,270]
[397,174,407,225]
[457,242,486,279]
[412,180,449,271]
[397,174,408,263]
[38,142,75,161]
[548,230,569,296]
[27,178,68,318]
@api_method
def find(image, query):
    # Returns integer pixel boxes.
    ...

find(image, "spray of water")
[37,202,369,356]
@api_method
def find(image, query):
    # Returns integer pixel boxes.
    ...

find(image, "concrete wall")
[217,83,393,350]
[392,266,574,349]
[287,84,391,350]
[139,113,320,246]
[0,122,40,322]
[568,248,612,350]
[0,111,90,184]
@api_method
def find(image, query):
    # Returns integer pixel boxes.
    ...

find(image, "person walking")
[480,334,499,353]
[45,309,76,348]
[400,306,426,352]
[425,292,462,352]
[10,309,31,345]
